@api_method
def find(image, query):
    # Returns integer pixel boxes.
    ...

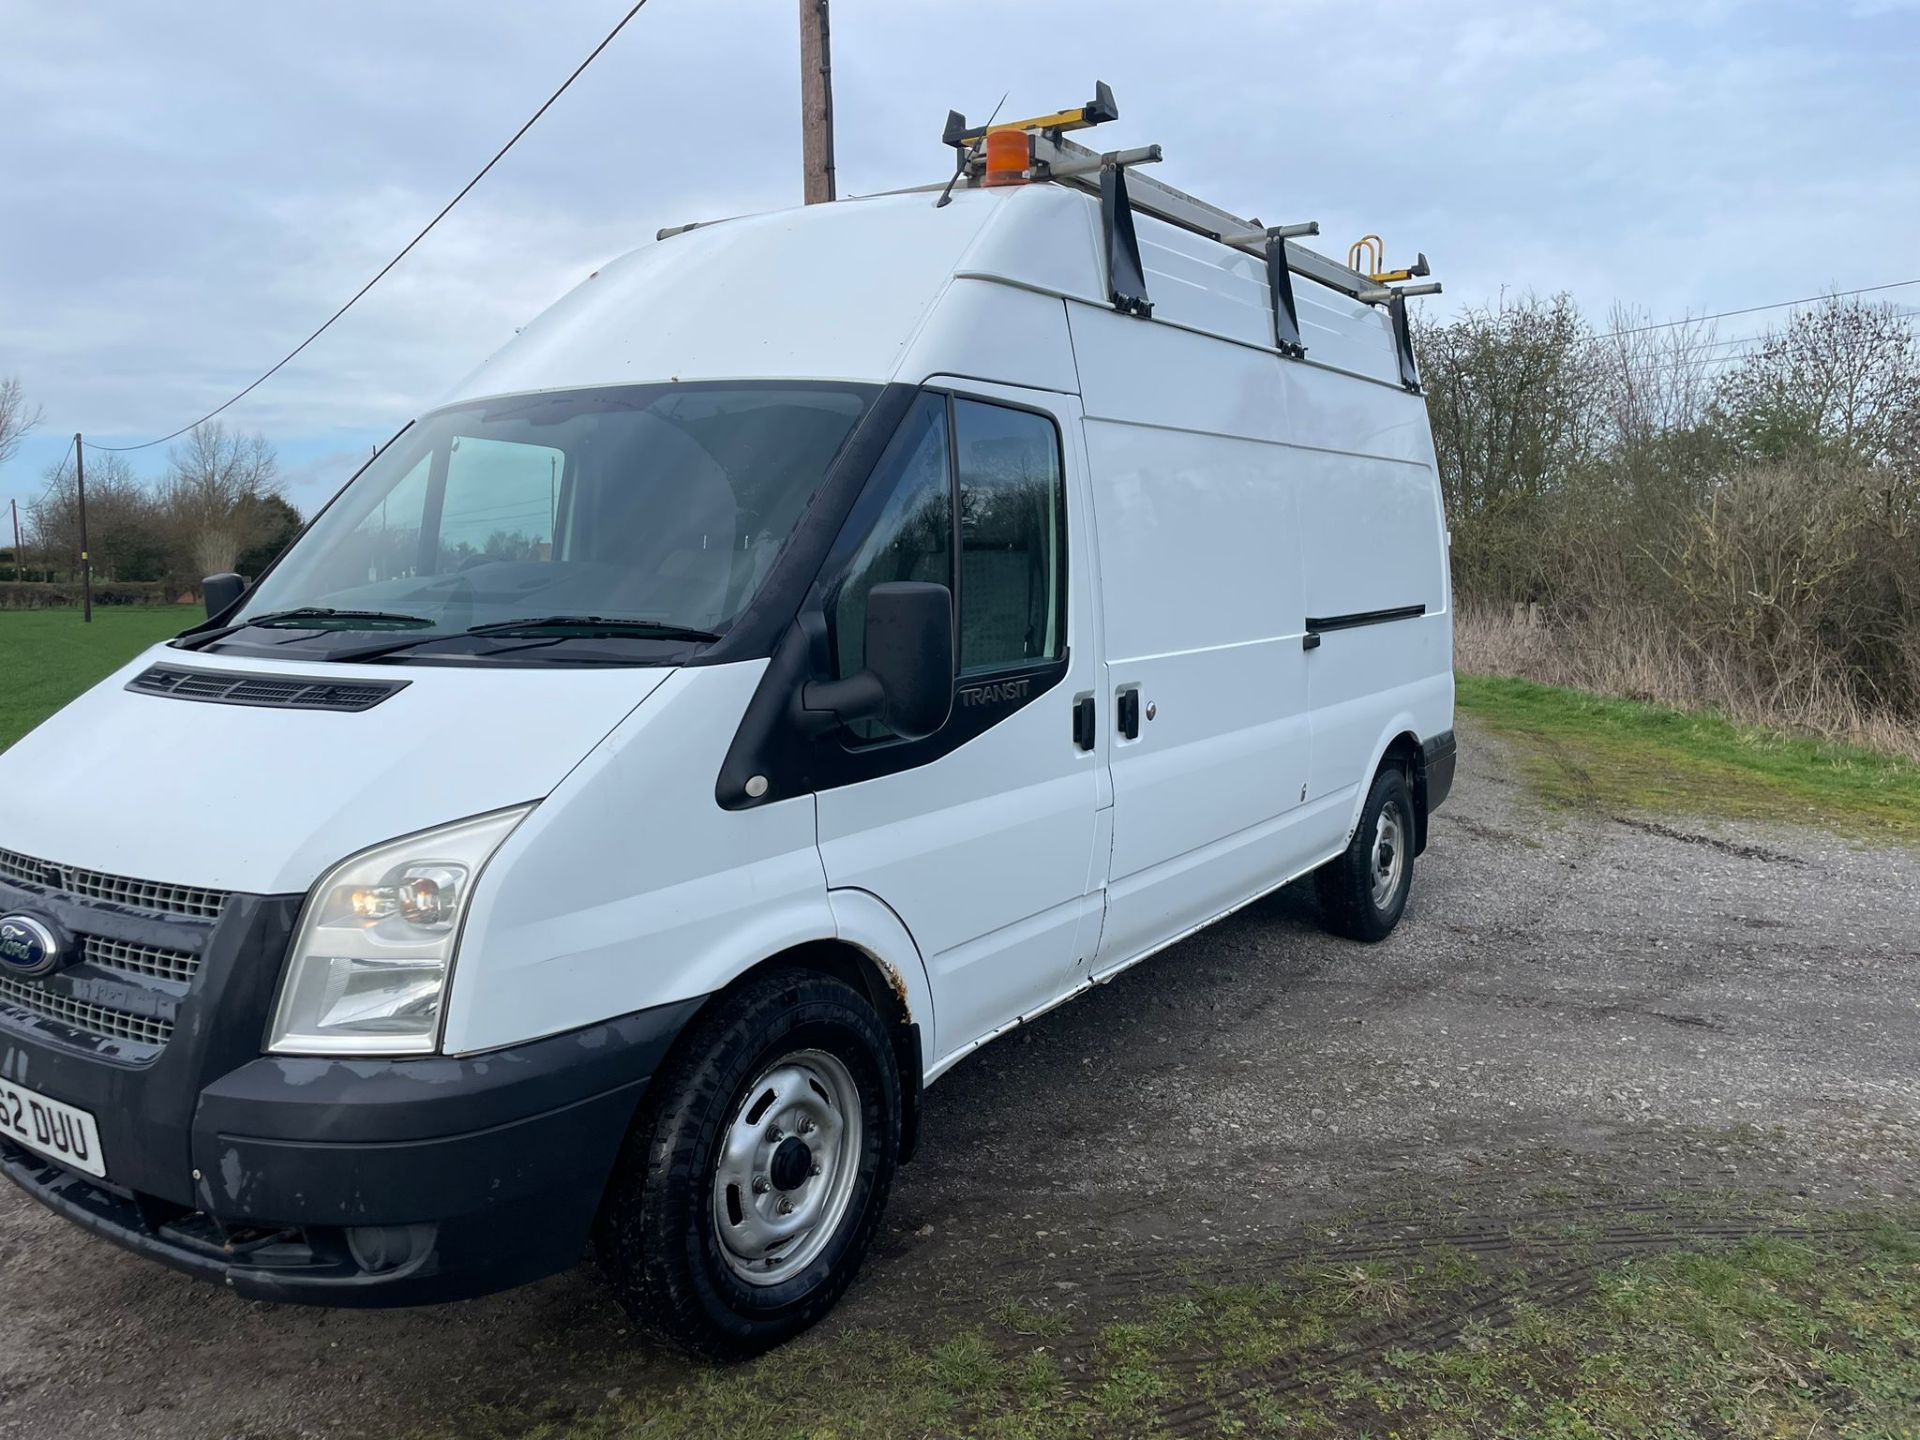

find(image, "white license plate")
[0,1076,106,1179]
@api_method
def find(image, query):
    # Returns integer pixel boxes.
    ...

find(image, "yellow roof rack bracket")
[1349,236,1431,285]
[944,81,1119,150]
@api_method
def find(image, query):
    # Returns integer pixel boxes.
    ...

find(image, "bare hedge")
[0,582,175,610]
[1420,294,1920,752]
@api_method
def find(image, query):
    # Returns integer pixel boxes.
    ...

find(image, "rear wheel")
[1314,766,1416,942]
[594,970,900,1357]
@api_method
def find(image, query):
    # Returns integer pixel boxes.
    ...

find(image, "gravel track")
[2,717,1915,1438]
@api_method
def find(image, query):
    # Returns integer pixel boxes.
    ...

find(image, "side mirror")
[799,582,955,741]
[202,573,246,619]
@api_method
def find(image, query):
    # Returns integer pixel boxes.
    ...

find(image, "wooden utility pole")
[799,0,835,204]
[9,498,19,582]
[73,433,93,623]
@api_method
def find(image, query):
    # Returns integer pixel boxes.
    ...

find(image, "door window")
[953,399,1067,676]
[825,391,1067,743]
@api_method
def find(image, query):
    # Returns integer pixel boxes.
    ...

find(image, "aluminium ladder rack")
[943,84,1441,389]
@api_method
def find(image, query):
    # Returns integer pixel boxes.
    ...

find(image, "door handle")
[1072,695,1096,751]
[1117,688,1140,740]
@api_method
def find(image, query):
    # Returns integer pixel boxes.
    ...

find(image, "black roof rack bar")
[1389,291,1422,392]
[1100,163,1152,318]
[1267,234,1305,358]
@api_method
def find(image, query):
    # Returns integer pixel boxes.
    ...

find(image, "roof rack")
[942,83,1441,382]
[655,84,1442,390]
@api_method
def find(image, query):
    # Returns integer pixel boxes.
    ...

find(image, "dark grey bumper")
[2,997,704,1305]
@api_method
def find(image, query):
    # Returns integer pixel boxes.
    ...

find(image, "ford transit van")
[0,102,1454,1354]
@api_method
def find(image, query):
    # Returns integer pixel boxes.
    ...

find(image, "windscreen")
[236,382,876,649]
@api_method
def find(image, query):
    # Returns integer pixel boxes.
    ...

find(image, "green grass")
[1458,673,1920,845]
[0,607,198,751]
[448,1218,1920,1440]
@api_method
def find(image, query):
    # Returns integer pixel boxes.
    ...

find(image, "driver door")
[812,384,1105,1067]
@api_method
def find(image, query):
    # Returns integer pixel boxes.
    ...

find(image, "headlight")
[267,806,534,1056]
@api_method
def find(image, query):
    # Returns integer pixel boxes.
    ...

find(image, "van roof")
[448,183,1405,405]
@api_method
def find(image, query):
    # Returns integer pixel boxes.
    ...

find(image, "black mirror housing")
[861,581,955,740]
[798,582,955,741]
[202,573,246,619]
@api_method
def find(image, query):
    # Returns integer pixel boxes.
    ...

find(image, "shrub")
[1422,293,1920,754]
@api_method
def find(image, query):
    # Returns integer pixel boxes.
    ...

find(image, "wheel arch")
[1348,719,1431,855]
[639,898,933,1167]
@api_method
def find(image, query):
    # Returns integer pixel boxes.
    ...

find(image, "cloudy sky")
[3,0,1917,516]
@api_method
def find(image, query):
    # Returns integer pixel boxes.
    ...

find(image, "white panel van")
[0,107,1454,1354]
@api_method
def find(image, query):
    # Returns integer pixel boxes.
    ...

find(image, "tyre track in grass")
[1150,1212,1882,1437]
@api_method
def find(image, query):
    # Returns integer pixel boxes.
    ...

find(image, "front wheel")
[1314,766,1416,942]
[593,970,900,1357]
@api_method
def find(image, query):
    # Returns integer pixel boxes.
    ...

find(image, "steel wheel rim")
[1370,805,1405,910]
[712,1048,863,1288]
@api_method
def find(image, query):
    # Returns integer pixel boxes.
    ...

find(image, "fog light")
[345,1222,437,1275]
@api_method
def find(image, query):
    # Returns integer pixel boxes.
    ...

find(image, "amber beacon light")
[982,127,1030,186]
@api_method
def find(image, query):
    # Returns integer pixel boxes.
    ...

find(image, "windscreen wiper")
[174,607,435,651]
[252,608,436,630]
[462,615,724,643]
[320,616,723,665]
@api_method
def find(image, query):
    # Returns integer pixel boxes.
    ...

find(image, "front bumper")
[1,998,702,1306]
[0,857,703,1305]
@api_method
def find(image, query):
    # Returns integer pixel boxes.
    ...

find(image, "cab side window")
[954,399,1066,676]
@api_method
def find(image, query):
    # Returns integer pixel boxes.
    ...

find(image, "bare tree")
[29,452,167,582]
[1715,296,1920,466]
[1889,391,1920,525]
[161,424,284,578]
[0,376,43,469]
[1592,309,1723,458]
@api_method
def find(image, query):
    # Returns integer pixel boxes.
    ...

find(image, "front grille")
[83,935,199,986]
[0,974,173,1048]
[0,848,58,891]
[130,664,407,714]
[0,846,228,920]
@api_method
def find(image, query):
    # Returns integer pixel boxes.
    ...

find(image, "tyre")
[1314,765,1416,943]
[593,969,900,1357]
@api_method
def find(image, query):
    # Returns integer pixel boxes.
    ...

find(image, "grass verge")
[458,1217,1920,1440]
[0,606,197,751]
[1457,672,1920,845]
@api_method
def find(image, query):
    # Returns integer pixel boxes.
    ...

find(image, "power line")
[88,0,655,454]
[36,434,78,503]
[1594,277,1920,342]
